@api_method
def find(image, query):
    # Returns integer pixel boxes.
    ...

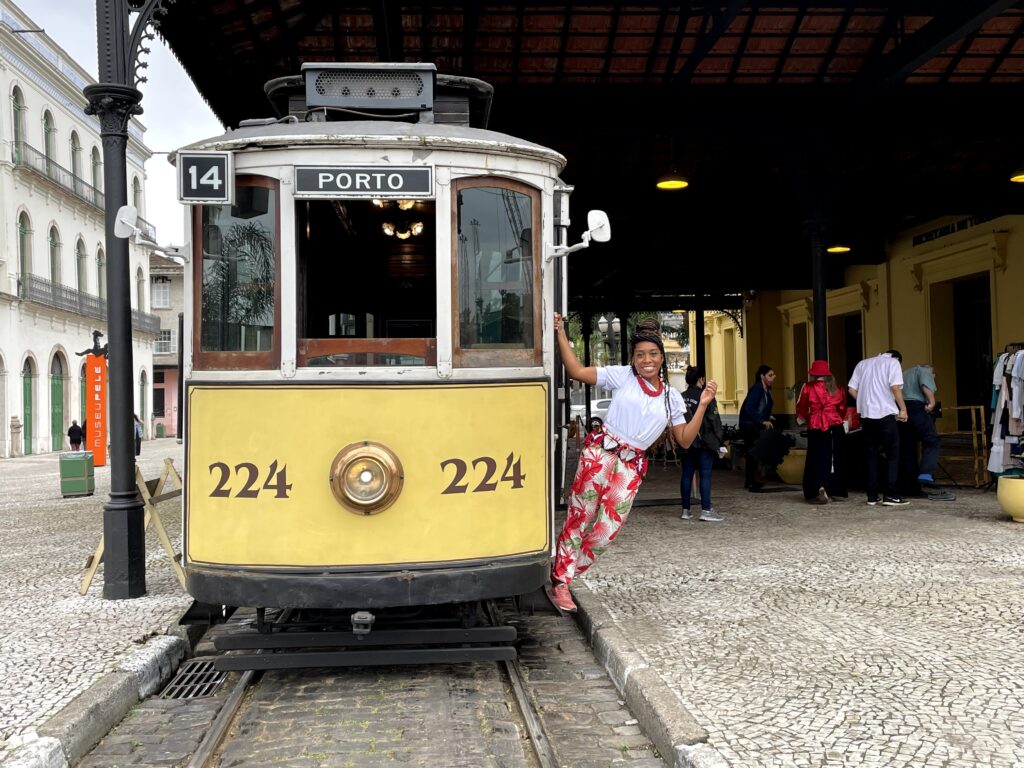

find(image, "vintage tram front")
[177,64,578,611]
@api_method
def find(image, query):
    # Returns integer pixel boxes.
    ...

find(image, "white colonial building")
[0,1,158,458]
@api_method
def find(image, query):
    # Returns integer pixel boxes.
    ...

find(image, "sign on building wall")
[86,354,108,467]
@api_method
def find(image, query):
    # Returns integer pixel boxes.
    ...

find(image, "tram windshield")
[297,199,437,367]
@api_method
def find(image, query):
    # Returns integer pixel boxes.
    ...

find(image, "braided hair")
[629,317,673,427]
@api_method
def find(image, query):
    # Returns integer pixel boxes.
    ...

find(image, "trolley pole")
[86,0,167,598]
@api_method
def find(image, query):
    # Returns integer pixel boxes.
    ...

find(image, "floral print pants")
[553,441,646,585]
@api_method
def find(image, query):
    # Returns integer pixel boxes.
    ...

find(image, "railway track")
[187,602,559,767]
[79,601,667,767]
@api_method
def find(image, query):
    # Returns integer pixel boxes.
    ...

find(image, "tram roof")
[156,1,1024,309]
[181,121,567,169]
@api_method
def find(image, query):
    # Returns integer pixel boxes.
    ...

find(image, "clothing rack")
[984,345,1024,490]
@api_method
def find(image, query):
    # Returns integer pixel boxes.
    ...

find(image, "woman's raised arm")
[554,312,598,386]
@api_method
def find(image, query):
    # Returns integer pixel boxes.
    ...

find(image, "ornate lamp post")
[86,0,174,598]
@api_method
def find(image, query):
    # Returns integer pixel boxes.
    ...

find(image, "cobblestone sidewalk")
[0,440,191,760]
[578,460,1024,767]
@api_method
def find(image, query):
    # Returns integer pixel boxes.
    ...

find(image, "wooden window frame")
[450,177,543,368]
[192,175,281,371]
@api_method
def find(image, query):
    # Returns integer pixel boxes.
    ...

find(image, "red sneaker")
[545,582,577,613]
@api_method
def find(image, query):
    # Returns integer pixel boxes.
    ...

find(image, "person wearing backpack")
[679,366,726,522]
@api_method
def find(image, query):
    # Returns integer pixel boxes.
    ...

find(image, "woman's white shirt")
[596,365,686,449]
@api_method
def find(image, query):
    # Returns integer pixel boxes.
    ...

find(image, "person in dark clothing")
[679,366,726,522]
[67,420,83,451]
[739,364,776,491]
[134,413,144,457]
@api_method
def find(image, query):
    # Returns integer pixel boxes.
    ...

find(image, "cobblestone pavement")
[0,440,191,758]
[579,460,1024,768]
[81,607,666,767]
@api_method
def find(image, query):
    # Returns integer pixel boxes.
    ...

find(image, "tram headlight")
[329,442,404,515]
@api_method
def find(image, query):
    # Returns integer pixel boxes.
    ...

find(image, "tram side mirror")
[586,210,611,243]
[114,205,139,239]
[545,209,612,262]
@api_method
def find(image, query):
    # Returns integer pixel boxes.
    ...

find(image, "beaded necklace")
[635,375,664,397]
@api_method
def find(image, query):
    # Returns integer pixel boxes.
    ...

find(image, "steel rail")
[186,609,293,768]
[485,600,559,768]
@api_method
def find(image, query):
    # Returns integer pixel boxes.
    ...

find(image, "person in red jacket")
[796,360,848,503]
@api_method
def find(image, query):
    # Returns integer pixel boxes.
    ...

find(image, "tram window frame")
[451,177,542,368]
[192,175,281,370]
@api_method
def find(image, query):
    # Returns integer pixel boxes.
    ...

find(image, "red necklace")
[636,375,664,397]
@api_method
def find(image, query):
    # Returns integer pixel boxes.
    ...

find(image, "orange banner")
[86,354,107,467]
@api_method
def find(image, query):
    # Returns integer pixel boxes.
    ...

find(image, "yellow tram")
[175,63,608,611]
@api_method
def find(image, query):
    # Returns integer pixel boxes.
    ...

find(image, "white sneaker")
[698,509,724,523]
[680,508,692,520]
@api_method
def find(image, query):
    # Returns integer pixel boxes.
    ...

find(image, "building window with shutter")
[156,329,177,354]
[152,280,171,308]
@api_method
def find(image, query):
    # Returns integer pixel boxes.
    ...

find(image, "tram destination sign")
[178,151,234,204]
[294,166,433,198]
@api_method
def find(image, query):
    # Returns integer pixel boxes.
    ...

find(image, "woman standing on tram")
[548,312,718,612]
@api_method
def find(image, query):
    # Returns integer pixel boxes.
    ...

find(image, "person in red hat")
[796,359,848,503]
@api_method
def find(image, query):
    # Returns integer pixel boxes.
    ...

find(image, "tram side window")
[297,199,437,367]
[453,179,540,367]
[195,178,279,369]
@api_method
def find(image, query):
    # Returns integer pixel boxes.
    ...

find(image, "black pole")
[86,0,146,599]
[809,224,829,361]
[694,304,706,372]
[619,311,628,365]
[176,311,184,443]
[582,314,592,422]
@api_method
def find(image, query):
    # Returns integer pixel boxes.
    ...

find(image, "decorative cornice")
[0,36,146,146]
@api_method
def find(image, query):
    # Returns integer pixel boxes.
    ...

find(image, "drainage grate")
[160,659,227,700]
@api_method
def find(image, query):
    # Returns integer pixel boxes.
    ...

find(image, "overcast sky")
[20,0,224,247]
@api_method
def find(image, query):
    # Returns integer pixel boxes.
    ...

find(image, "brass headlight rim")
[329,441,404,515]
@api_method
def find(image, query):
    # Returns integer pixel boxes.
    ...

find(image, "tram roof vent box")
[302,62,435,118]
[264,65,493,128]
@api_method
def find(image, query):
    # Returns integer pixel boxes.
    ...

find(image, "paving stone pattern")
[578,460,1024,768]
[80,607,665,767]
[0,440,192,758]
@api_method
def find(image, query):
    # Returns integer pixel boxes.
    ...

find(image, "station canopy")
[156,2,1024,310]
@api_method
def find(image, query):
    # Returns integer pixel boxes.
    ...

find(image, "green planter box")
[60,451,95,497]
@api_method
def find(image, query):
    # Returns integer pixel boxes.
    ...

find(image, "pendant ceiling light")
[656,134,689,191]
[826,244,851,254]
[656,170,689,191]
[1011,166,1024,184]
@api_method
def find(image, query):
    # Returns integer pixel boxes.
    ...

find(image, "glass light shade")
[411,221,424,236]
[611,317,621,334]
[397,199,415,210]
[381,222,395,236]
[597,315,609,333]
[1011,170,1024,183]
[827,244,851,254]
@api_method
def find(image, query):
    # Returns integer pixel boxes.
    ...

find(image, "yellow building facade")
[693,214,1024,428]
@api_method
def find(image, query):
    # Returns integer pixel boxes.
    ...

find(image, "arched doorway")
[80,361,87,430]
[50,354,65,451]
[139,370,148,439]
[21,358,34,455]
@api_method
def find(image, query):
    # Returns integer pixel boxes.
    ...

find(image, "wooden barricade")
[79,458,186,595]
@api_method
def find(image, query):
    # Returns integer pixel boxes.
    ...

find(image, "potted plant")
[997,475,1024,523]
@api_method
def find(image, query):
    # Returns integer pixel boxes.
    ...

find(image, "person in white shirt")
[848,350,909,506]
[548,313,717,613]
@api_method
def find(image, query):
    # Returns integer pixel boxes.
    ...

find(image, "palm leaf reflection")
[201,220,275,352]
